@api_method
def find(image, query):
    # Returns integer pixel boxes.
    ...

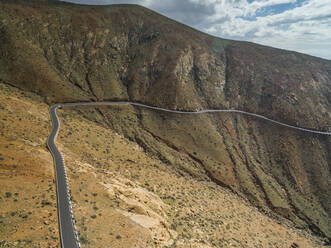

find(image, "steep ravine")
[0,0,330,241]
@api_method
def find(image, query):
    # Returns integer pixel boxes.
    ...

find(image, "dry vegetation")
[0,81,327,247]
[1,0,330,240]
[0,82,59,248]
[56,105,325,247]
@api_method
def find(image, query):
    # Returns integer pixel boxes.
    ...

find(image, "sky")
[62,0,331,60]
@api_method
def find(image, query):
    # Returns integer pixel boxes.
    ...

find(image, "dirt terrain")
[0,82,328,247]
[0,0,330,245]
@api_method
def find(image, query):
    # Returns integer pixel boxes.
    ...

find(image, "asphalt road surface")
[47,104,80,248]
[60,101,331,135]
[47,101,331,248]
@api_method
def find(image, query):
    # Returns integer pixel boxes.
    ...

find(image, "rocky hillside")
[0,0,330,242]
[0,81,325,247]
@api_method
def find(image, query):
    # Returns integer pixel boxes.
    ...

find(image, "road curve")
[47,101,331,248]
[47,104,80,248]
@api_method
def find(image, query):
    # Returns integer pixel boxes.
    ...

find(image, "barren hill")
[0,0,330,245]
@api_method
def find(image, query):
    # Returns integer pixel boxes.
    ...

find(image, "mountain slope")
[0,0,330,241]
[0,81,325,247]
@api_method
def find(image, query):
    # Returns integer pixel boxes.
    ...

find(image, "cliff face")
[0,0,330,239]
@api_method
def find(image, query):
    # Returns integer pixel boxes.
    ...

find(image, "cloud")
[62,0,331,60]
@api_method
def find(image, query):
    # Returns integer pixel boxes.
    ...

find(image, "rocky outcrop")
[0,0,330,240]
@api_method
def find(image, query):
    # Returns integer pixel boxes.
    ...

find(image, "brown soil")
[0,81,327,247]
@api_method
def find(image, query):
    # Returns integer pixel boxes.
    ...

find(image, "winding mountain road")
[47,101,331,248]
[47,104,80,248]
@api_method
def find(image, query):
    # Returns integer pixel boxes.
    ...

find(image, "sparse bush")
[41,200,51,207]
[80,235,88,244]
